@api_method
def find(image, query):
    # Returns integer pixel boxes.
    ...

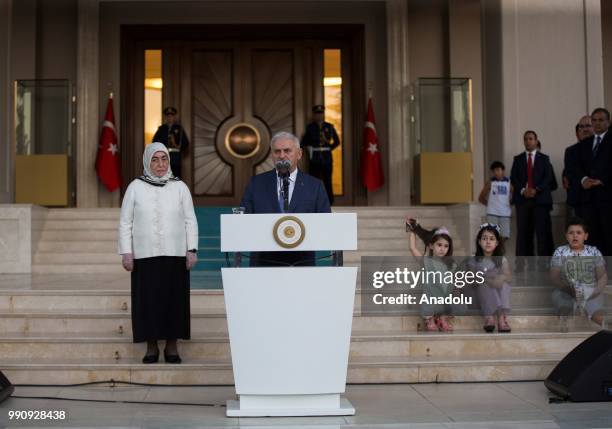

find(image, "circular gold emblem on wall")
[225,123,261,159]
[273,216,306,249]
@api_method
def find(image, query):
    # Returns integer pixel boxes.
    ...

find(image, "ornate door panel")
[190,45,300,205]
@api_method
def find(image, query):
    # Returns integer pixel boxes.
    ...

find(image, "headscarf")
[139,142,177,186]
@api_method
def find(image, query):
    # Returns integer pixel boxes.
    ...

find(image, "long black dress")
[131,256,190,342]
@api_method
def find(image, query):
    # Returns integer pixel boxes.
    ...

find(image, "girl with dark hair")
[467,223,513,333]
[407,218,462,332]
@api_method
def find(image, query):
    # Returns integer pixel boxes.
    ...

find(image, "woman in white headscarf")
[118,142,198,364]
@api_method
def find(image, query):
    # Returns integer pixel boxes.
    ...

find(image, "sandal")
[436,315,453,332]
[497,313,511,333]
[483,316,496,333]
[423,316,438,332]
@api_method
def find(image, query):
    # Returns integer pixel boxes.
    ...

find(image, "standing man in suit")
[510,130,557,268]
[300,105,341,205]
[241,131,330,266]
[563,115,593,218]
[152,107,190,179]
[575,108,612,255]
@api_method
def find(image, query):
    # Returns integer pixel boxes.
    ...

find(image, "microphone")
[275,159,291,177]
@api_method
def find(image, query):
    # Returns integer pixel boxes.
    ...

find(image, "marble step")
[0,312,597,336]
[40,230,120,241]
[42,219,120,230]
[0,290,225,312]
[0,286,578,313]
[35,239,440,254]
[33,253,122,264]
[358,227,459,239]
[37,238,221,253]
[356,218,459,228]
[0,353,560,385]
[333,206,453,217]
[0,330,595,360]
[32,263,130,274]
[46,208,120,220]
[356,238,465,251]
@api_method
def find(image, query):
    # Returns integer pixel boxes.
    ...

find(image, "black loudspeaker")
[0,371,14,404]
[545,330,612,402]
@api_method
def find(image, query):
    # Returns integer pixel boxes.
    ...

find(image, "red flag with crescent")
[95,95,121,192]
[361,97,384,191]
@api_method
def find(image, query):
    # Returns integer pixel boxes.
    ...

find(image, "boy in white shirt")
[550,217,608,331]
[479,161,513,240]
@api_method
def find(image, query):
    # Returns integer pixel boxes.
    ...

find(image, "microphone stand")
[281,174,290,212]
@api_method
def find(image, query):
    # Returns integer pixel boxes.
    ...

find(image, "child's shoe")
[483,316,496,333]
[436,315,453,332]
[497,313,511,333]
[423,316,438,331]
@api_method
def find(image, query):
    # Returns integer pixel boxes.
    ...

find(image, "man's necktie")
[593,135,602,157]
[527,153,534,189]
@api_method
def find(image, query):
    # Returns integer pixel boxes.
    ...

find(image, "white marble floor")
[1,382,611,428]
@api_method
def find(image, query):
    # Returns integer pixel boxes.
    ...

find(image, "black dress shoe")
[142,352,159,364]
[164,350,182,364]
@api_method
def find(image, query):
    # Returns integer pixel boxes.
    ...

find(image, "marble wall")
[0,205,47,273]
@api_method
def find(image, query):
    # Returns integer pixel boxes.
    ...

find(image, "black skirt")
[131,256,191,343]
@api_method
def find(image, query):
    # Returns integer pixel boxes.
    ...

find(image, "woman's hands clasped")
[186,251,198,270]
[122,253,134,272]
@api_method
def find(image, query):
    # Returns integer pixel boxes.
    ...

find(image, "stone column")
[584,0,604,110]
[76,0,100,207]
[449,0,485,202]
[385,0,411,205]
[0,0,12,203]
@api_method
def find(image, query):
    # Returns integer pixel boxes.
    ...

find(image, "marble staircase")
[0,207,604,385]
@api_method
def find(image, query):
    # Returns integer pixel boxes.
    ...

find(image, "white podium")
[220,213,358,417]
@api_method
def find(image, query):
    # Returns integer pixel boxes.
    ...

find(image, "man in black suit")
[510,130,557,266]
[241,131,330,266]
[575,108,612,255]
[563,115,593,218]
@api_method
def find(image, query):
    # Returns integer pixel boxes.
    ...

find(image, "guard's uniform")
[152,123,190,179]
[301,120,340,204]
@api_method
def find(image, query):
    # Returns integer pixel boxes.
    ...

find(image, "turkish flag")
[361,98,384,191]
[95,95,121,192]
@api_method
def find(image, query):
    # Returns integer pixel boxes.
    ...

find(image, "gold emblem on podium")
[273,216,306,249]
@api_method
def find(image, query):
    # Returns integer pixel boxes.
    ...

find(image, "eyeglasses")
[577,124,592,129]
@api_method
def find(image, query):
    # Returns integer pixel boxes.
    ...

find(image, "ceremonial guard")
[152,106,190,179]
[300,105,340,204]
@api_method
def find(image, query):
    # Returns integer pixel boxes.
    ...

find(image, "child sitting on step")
[407,218,464,332]
[550,217,607,330]
[465,223,512,333]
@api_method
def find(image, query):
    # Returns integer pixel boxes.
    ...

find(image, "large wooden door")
[121,25,365,206]
[183,43,304,205]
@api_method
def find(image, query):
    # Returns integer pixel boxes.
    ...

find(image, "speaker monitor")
[545,330,612,402]
[0,371,14,404]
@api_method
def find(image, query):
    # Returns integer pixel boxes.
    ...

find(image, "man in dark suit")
[575,108,612,255]
[563,115,593,218]
[241,131,330,266]
[300,105,341,205]
[510,130,557,267]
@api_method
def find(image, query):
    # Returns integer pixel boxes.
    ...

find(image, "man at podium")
[241,131,330,266]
